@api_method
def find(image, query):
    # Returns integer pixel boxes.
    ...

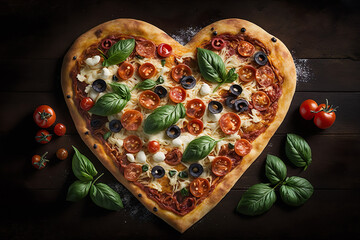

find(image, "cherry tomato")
[211,156,232,176]
[237,41,255,57]
[190,178,210,198]
[124,163,142,181]
[123,135,143,153]
[235,139,252,156]
[136,40,156,58]
[117,61,134,80]
[252,91,270,111]
[313,100,337,129]
[32,152,49,170]
[171,64,192,83]
[256,66,275,87]
[187,119,204,135]
[186,99,206,119]
[238,65,256,82]
[139,90,160,110]
[165,148,182,166]
[54,123,66,136]
[299,99,318,120]
[33,105,56,128]
[101,38,114,49]
[138,62,156,79]
[157,43,172,58]
[80,97,94,111]
[219,113,241,135]
[56,148,68,160]
[148,140,160,153]
[169,87,186,103]
[211,38,226,50]
[120,110,143,131]
[35,129,52,144]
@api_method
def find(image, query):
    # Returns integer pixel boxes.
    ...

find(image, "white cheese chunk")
[100,67,111,80]
[85,55,101,67]
[172,138,182,147]
[126,153,135,163]
[153,152,165,162]
[88,89,98,100]
[200,83,211,95]
[136,151,147,164]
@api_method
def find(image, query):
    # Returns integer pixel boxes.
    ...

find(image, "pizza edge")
[61,18,296,233]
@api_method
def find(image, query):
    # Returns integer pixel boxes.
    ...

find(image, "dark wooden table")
[1,0,359,239]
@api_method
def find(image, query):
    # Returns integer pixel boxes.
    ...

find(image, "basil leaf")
[236,183,276,216]
[103,131,111,140]
[182,136,218,163]
[224,68,238,83]
[285,134,312,170]
[72,146,98,181]
[90,183,123,211]
[133,79,157,91]
[265,154,287,184]
[279,176,314,206]
[169,170,177,177]
[89,93,127,116]
[156,76,164,84]
[143,103,185,134]
[66,180,91,202]
[197,48,226,83]
[181,188,189,197]
[109,82,131,101]
[161,59,166,67]
[103,39,135,67]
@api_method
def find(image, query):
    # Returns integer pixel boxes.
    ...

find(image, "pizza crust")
[61,18,296,233]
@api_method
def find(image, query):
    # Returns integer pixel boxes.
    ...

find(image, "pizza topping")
[109,119,123,133]
[189,163,203,178]
[92,79,107,92]
[200,83,211,95]
[212,156,232,176]
[256,66,274,87]
[154,86,168,98]
[187,119,204,135]
[148,140,160,153]
[238,65,256,83]
[271,37,277,42]
[136,151,147,164]
[211,37,226,50]
[135,40,156,58]
[172,138,182,147]
[166,125,181,139]
[139,90,160,110]
[241,27,246,33]
[124,163,142,181]
[225,95,237,109]
[157,43,172,58]
[186,99,206,118]
[85,55,101,67]
[138,62,156,79]
[252,91,270,111]
[101,39,114,49]
[169,87,186,103]
[237,41,255,57]
[120,110,143,131]
[151,166,165,178]
[208,101,223,114]
[229,84,243,96]
[153,152,166,162]
[219,112,241,135]
[180,76,196,90]
[234,99,249,113]
[171,64,192,83]
[254,51,268,66]
[165,148,182,166]
[126,153,136,162]
[190,178,210,198]
[235,139,252,156]
[123,135,143,153]
[100,68,111,80]
[117,61,134,80]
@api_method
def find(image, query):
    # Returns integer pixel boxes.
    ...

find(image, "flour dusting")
[294,59,313,83]
[171,26,202,45]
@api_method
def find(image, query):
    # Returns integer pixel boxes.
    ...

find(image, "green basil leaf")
[181,188,189,197]
[156,76,164,84]
[182,136,219,163]
[103,131,111,140]
[236,183,276,216]
[89,93,127,116]
[285,134,312,170]
[279,176,314,206]
[224,68,239,83]
[142,164,149,172]
[161,59,166,67]
[197,48,226,83]
[109,82,131,101]
[265,154,287,184]
[169,170,177,177]
[179,171,188,178]
[103,39,135,67]
[90,183,123,211]
[143,103,185,134]
[66,180,91,202]
[72,146,98,181]
[133,79,157,91]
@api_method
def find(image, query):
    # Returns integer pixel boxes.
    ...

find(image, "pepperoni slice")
[123,135,143,153]
[139,90,160,110]
[219,112,241,135]
[138,62,156,79]
[169,87,186,103]
[256,66,275,87]
[252,91,271,111]
[117,61,134,80]
[187,119,204,135]
[235,139,253,156]
[238,65,256,82]
[135,40,156,58]
[120,110,143,131]
[171,64,192,83]
[237,41,255,57]
[211,156,232,177]
[124,163,142,181]
[165,148,182,166]
[186,99,206,119]
[190,178,210,198]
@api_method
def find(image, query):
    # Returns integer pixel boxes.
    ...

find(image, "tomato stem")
[35,132,52,143]
[38,110,52,120]
[310,99,338,114]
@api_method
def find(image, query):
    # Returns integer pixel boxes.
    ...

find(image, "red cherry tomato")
[256,66,275,87]
[138,62,156,79]
[190,178,210,198]
[139,90,160,110]
[117,61,134,80]
[123,135,143,153]
[35,129,52,144]
[80,97,94,111]
[120,110,143,131]
[54,123,66,136]
[187,119,204,135]
[171,64,192,83]
[299,99,318,120]
[211,38,226,50]
[32,152,49,170]
[219,113,241,135]
[169,87,186,103]
[165,148,182,166]
[56,148,68,160]
[33,105,56,128]
[211,156,232,176]
[136,40,156,58]
[313,100,337,129]
[238,65,256,82]
[237,41,255,57]
[124,163,142,181]
[157,43,172,58]
[252,91,270,111]
[148,140,160,153]
[186,99,206,119]
[235,139,253,156]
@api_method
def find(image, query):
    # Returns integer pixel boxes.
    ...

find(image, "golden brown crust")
[61,18,296,233]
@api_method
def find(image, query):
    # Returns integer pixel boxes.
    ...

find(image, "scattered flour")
[170,26,202,45]
[294,59,313,83]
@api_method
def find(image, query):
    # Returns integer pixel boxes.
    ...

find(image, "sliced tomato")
[135,40,156,58]
[148,140,160,153]
[123,135,143,153]
[235,139,252,156]
[187,119,204,135]
[211,38,226,50]
[238,65,256,82]
[138,62,156,79]
[211,156,232,176]
[219,112,241,135]
[80,97,94,111]
[117,61,134,80]
[157,43,172,58]
[256,66,274,87]
[120,110,143,131]
[171,64,192,83]
[124,163,142,181]
[165,148,182,166]
[190,178,210,198]
[169,87,186,103]
[252,91,270,111]
[139,90,160,110]
[186,99,206,119]
[237,41,255,57]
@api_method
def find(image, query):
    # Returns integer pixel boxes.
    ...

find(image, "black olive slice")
[229,84,243,96]
[254,51,268,66]
[154,85,167,98]
[166,125,181,139]
[189,163,204,178]
[234,99,249,112]
[109,119,123,133]
[151,166,165,179]
[225,95,237,109]
[180,76,196,90]
[208,101,223,114]
[92,79,107,92]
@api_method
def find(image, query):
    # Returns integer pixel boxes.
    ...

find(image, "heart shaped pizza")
[61,18,296,232]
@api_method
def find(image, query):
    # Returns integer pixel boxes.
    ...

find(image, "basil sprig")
[197,48,238,92]
[182,136,220,163]
[285,133,312,170]
[143,103,185,134]
[66,147,123,211]
[103,39,135,67]
[279,176,314,206]
[265,155,287,184]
